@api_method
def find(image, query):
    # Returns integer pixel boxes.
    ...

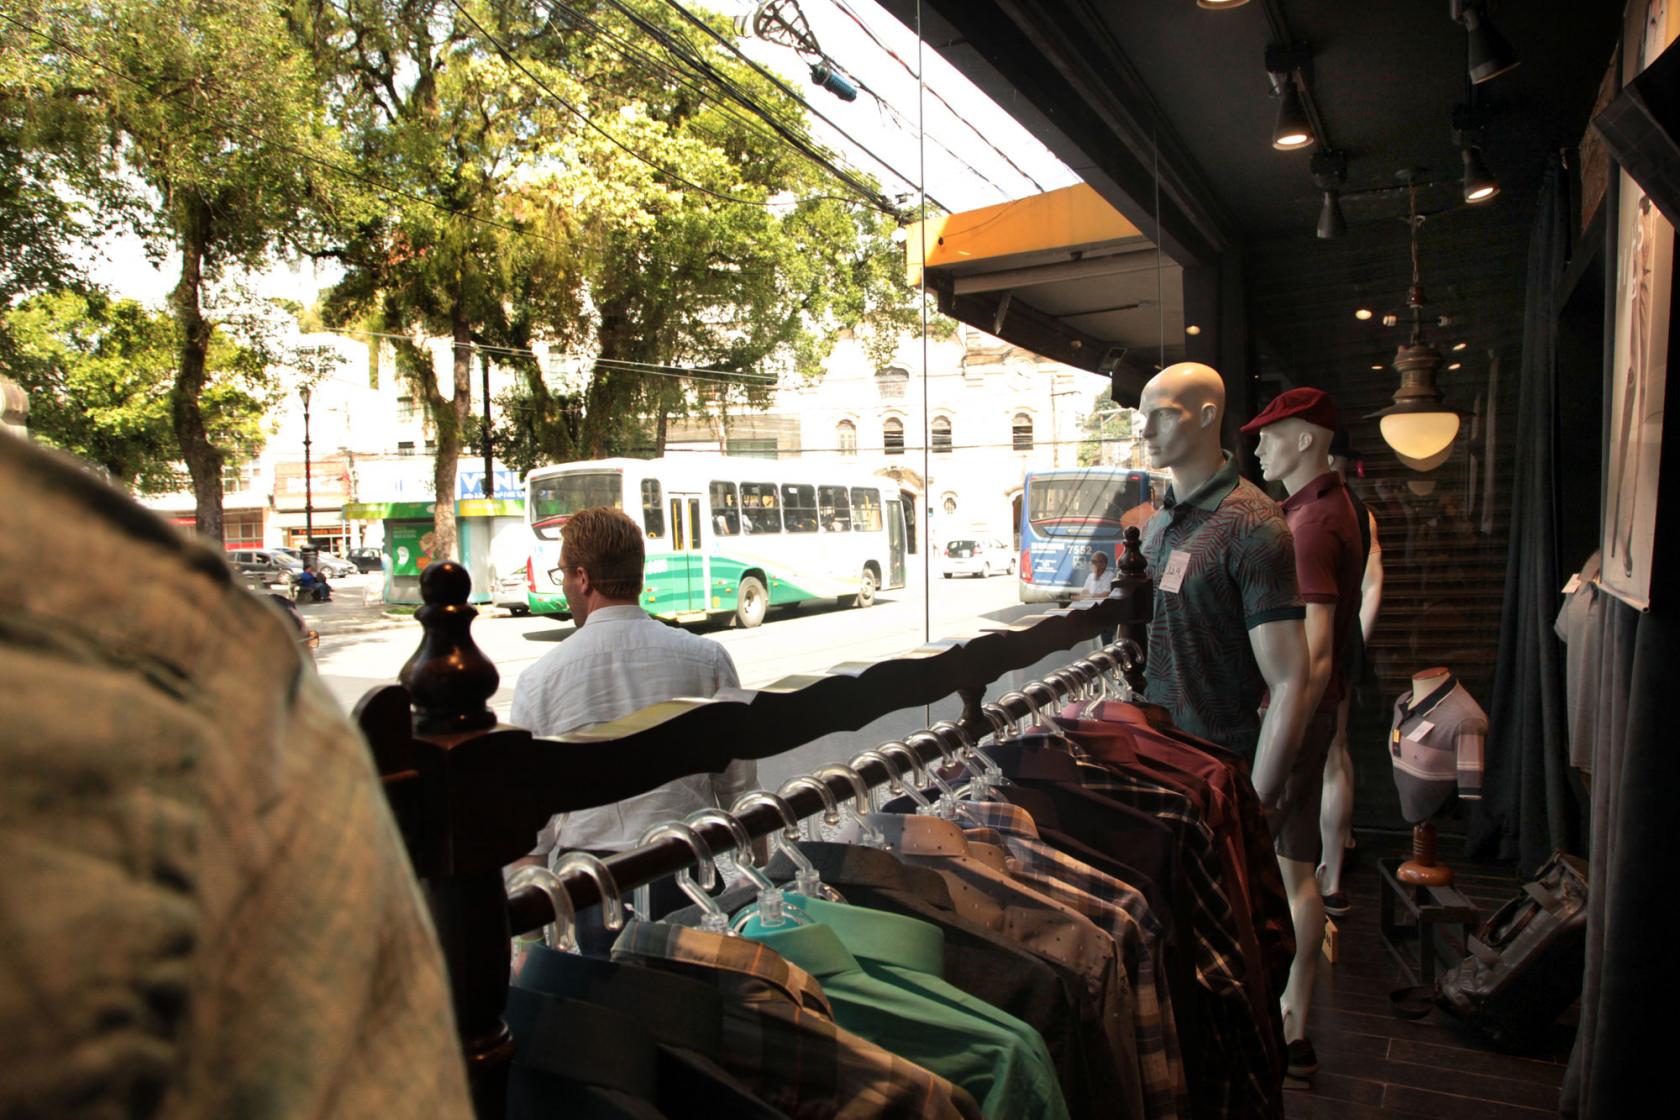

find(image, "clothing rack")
[358,527,1154,1118]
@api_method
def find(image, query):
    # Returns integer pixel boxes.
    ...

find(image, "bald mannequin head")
[1255,417,1334,494]
[1139,362,1227,473]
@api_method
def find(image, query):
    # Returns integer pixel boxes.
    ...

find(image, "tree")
[1078,392,1136,467]
[6,288,273,489]
[7,0,343,542]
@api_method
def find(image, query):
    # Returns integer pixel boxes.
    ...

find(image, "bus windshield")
[530,471,622,539]
[1026,473,1143,538]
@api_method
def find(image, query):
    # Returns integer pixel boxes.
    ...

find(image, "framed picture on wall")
[1603,0,1676,610]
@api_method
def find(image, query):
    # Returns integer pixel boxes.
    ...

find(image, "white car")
[940,537,1017,578]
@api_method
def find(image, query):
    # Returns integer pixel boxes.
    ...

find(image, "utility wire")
[827,0,1047,194]
[648,0,950,213]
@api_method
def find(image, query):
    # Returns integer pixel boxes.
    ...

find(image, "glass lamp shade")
[1394,444,1453,472]
[1197,0,1250,8]
[1379,410,1460,461]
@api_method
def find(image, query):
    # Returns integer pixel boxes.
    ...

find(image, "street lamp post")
[300,385,314,545]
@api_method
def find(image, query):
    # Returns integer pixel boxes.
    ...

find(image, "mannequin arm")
[1302,603,1336,715]
[1248,616,1311,807]
[1359,515,1383,641]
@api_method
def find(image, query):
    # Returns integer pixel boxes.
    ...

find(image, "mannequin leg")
[1278,854,1325,1056]
[1318,696,1354,904]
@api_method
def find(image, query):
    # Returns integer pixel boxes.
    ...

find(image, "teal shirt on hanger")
[738,893,1070,1120]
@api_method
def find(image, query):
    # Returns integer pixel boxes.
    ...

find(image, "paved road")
[313,565,1098,790]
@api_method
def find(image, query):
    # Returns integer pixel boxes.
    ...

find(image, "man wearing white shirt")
[510,506,757,861]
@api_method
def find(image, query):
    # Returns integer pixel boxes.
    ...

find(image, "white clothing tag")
[1160,549,1192,594]
[1562,573,1582,595]
[1413,719,1436,737]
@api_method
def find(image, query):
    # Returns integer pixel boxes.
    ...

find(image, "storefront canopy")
[342,498,524,521]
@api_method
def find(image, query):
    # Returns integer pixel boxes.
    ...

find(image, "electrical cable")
[827,0,1048,193]
[647,0,950,212]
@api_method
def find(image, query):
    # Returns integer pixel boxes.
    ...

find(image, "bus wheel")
[734,576,768,628]
[855,568,877,608]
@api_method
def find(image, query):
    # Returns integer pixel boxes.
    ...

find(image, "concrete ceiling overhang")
[905,184,1184,397]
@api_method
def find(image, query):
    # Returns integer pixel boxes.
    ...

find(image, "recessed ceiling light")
[1370,363,1385,370]
[1382,313,1400,327]
[1355,308,1373,321]
[1185,324,1202,336]
[1452,341,1468,352]
[1447,361,1462,370]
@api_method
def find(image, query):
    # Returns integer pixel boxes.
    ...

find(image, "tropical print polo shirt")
[1140,453,1304,757]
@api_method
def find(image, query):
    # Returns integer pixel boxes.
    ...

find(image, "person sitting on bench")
[296,564,332,602]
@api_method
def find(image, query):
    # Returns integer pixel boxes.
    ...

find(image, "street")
[310,563,1097,790]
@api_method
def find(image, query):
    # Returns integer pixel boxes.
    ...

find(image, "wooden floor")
[1283,833,1575,1120]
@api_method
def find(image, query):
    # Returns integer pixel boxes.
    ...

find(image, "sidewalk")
[292,574,420,638]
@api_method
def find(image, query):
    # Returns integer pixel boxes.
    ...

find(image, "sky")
[79,0,1077,311]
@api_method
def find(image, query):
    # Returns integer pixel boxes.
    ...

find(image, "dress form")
[1397,668,1456,886]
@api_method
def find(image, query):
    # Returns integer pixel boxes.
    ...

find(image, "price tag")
[1413,719,1436,737]
[1562,573,1583,595]
[1160,549,1192,594]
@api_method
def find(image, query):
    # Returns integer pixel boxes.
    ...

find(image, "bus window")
[709,481,740,536]
[529,470,621,540]
[741,482,782,533]
[850,487,883,531]
[641,478,665,539]
[781,484,819,533]
[818,485,852,531]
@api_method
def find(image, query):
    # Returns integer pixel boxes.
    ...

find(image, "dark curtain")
[1468,158,1585,870]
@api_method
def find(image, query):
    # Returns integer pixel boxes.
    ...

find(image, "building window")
[932,416,952,454]
[876,366,909,400]
[837,420,857,457]
[1012,413,1034,451]
[396,394,419,423]
[397,440,416,457]
[942,493,958,514]
[884,417,904,456]
[725,438,778,460]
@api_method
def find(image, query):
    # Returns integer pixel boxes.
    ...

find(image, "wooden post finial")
[400,561,499,736]
[1113,526,1152,694]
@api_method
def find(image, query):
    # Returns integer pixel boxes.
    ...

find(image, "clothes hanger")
[731,790,832,900]
[902,731,967,817]
[812,764,888,847]
[780,776,843,842]
[632,821,725,931]
[875,741,943,816]
[552,850,627,938]
[684,807,813,931]
[928,719,1001,800]
[508,863,580,954]
[852,746,936,814]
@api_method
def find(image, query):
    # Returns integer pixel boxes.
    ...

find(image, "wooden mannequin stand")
[1379,823,1479,987]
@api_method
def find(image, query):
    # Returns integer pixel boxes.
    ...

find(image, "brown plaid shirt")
[611,920,983,1119]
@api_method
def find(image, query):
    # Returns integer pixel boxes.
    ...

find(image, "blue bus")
[1017,467,1165,603]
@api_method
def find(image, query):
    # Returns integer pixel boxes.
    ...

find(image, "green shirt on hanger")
[738,894,1071,1120]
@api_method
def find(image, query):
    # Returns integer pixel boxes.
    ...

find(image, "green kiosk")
[342,497,526,606]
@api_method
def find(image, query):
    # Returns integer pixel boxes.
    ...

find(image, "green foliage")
[6,288,274,490]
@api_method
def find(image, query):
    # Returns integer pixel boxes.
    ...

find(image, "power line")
[826,0,1048,194]
[647,0,949,213]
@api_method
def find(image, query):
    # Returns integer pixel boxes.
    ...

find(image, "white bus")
[524,455,908,628]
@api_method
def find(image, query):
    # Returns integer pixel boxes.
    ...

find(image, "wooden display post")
[1379,824,1479,987]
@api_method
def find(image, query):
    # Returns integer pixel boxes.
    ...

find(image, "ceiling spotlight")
[1371,363,1385,370]
[1448,361,1463,370]
[1455,0,1519,85]
[1185,324,1203,335]
[1462,145,1500,203]
[1312,150,1348,239]
[1355,308,1374,321]
[1270,74,1314,149]
[1452,341,1468,351]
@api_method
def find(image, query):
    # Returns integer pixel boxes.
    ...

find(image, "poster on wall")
[388,522,438,577]
[1604,0,1676,610]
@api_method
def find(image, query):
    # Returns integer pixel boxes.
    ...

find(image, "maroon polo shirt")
[1279,470,1364,713]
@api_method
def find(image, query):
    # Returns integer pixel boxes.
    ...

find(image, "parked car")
[231,549,298,589]
[940,537,1016,578]
[274,546,357,578]
[348,547,384,573]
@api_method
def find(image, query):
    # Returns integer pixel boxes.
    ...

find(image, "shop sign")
[274,458,351,503]
[455,467,523,500]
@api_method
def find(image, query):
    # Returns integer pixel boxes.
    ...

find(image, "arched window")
[931,416,953,454]
[942,493,958,514]
[1012,413,1034,451]
[837,420,857,457]
[884,417,905,456]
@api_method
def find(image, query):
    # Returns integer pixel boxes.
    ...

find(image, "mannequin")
[1390,667,1488,885]
[1319,439,1383,914]
[1244,388,1364,1077]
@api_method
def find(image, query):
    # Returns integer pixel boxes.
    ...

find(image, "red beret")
[1239,386,1338,434]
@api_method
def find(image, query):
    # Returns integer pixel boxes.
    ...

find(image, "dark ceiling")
[876,0,1624,396]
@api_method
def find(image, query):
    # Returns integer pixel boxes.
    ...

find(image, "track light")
[1454,1,1519,85]
[1270,73,1314,149]
[1317,192,1346,239]
[1311,150,1347,238]
[1462,146,1499,202]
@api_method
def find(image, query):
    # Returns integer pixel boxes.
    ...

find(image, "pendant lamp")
[1368,176,1463,464]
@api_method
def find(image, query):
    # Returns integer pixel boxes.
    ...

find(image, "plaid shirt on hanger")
[958,803,1188,1120]
[611,920,984,1120]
